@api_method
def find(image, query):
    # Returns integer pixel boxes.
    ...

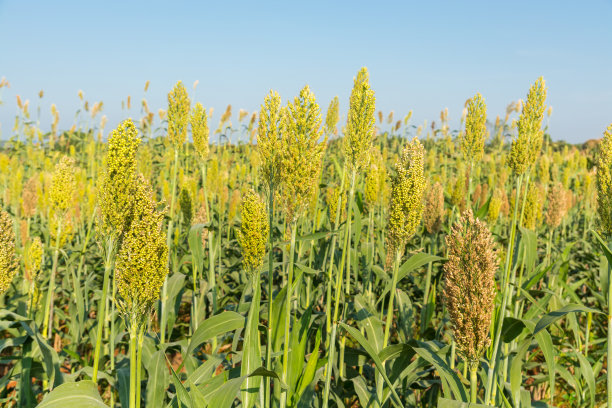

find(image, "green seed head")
[509,77,547,175]
[115,175,168,325]
[25,236,43,283]
[596,125,612,236]
[460,93,487,161]
[0,209,17,294]
[280,85,327,223]
[98,119,140,238]
[237,190,269,274]
[344,67,376,171]
[386,137,426,255]
[50,156,76,214]
[325,96,340,136]
[258,90,284,190]
[191,102,209,161]
[167,81,191,148]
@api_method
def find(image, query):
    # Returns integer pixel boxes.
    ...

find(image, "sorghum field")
[0,71,610,408]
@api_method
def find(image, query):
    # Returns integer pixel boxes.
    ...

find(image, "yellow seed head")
[325,96,340,136]
[0,210,18,294]
[423,181,445,234]
[191,102,209,161]
[460,93,487,161]
[444,209,498,363]
[237,190,269,274]
[386,137,426,254]
[167,81,191,147]
[280,86,327,223]
[179,187,193,225]
[344,67,376,171]
[50,156,76,214]
[522,183,543,230]
[25,237,43,282]
[508,77,547,175]
[596,124,612,236]
[487,188,503,224]
[258,90,284,190]
[116,175,168,323]
[98,119,140,238]
[546,182,566,230]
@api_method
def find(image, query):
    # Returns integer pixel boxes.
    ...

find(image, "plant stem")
[485,173,523,404]
[42,220,62,340]
[265,187,274,408]
[129,323,138,408]
[161,146,180,344]
[383,250,401,348]
[470,363,478,403]
[92,235,115,383]
[280,222,297,408]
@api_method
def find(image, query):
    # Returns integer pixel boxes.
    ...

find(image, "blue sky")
[0,0,611,143]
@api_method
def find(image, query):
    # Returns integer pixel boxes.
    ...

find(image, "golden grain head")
[237,190,269,274]
[443,209,498,363]
[344,67,376,171]
[279,85,326,223]
[50,156,76,214]
[596,124,612,236]
[0,209,18,294]
[257,90,283,189]
[423,181,445,234]
[508,77,547,175]
[167,81,191,147]
[98,119,140,237]
[115,175,168,323]
[460,93,487,161]
[190,102,209,161]
[387,137,426,254]
[325,96,340,136]
[25,236,43,282]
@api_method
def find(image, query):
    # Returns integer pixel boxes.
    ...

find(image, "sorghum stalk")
[486,78,547,403]
[280,223,297,408]
[92,235,115,383]
[161,146,179,344]
[595,123,612,408]
[257,90,284,408]
[161,81,190,344]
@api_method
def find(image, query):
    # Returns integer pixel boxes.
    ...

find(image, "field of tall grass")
[0,70,610,407]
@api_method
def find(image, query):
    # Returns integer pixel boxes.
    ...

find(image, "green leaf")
[437,397,494,407]
[501,317,526,343]
[145,350,169,408]
[413,343,467,402]
[338,322,403,407]
[533,304,600,335]
[37,381,107,407]
[187,311,244,356]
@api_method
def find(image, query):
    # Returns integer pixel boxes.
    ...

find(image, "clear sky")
[0,0,611,143]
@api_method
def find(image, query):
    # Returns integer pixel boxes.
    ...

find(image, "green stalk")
[129,323,138,408]
[92,235,115,383]
[161,147,180,344]
[485,173,523,403]
[339,170,357,378]
[608,258,612,408]
[383,250,401,348]
[42,220,62,339]
[421,238,435,336]
[265,187,275,408]
[322,214,350,408]
[136,325,144,407]
[280,222,297,408]
[470,363,478,403]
